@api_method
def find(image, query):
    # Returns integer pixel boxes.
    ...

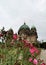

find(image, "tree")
[6,28,14,45]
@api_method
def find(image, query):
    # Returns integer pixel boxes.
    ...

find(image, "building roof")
[18,23,30,35]
[19,23,30,30]
[31,26,36,31]
[30,26,38,38]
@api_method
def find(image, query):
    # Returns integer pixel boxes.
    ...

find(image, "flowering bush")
[14,39,46,65]
[0,35,46,65]
[13,34,18,40]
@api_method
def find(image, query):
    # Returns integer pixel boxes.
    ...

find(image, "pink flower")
[41,63,46,65]
[22,40,34,48]
[29,46,39,55]
[29,47,35,54]
[29,57,33,62]
[13,34,17,40]
[22,40,30,47]
[23,40,28,44]
[33,59,38,65]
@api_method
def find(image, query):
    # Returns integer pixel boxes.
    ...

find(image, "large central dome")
[18,23,30,36]
[19,23,30,30]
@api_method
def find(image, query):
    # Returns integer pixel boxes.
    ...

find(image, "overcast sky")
[0,0,46,41]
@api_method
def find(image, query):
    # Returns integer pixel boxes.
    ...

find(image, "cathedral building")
[18,23,38,44]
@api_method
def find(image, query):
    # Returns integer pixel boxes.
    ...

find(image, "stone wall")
[37,49,46,63]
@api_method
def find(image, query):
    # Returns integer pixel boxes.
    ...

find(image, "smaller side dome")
[31,26,36,32]
[30,26,38,38]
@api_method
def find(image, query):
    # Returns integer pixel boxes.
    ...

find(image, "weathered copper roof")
[19,23,30,30]
[30,26,38,38]
[18,23,30,35]
[31,26,36,31]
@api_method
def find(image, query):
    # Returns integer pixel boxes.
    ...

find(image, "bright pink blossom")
[22,40,28,44]
[13,34,18,40]
[22,40,30,47]
[33,59,38,65]
[29,46,39,55]
[41,63,46,65]
[29,57,33,62]
[29,47,36,54]
[22,40,34,48]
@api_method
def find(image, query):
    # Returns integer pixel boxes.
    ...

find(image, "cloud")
[0,0,46,41]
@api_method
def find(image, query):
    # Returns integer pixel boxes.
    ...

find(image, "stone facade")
[18,23,38,44]
[18,23,46,63]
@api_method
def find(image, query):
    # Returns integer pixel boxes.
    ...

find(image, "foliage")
[0,35,46,65]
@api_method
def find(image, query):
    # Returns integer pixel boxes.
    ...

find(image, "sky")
[0,0,46,41]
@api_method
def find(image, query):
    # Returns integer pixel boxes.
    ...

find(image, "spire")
[24,22,26,25]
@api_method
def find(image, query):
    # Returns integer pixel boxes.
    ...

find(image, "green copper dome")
[19,23,30,30]
[31,26,36,31]
[18,23,30,35]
